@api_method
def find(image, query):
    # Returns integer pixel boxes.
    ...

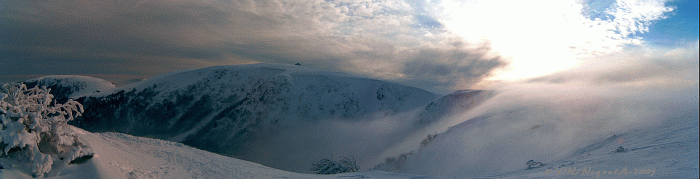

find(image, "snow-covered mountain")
[15,63,698,178]
[23,75,116,103]
[28,63,442,172]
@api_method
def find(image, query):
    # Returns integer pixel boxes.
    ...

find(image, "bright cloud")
[436,0,676,80]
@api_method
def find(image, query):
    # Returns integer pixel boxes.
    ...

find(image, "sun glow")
[436,0,672,82]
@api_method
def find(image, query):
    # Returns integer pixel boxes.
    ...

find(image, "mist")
[202,43,700,177]
[377,44,699,177]
[232,108,426,173]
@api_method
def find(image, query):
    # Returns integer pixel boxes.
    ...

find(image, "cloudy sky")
[1,0,698,93]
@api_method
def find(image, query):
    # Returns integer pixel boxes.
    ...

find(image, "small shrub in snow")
[526,160,545,169]
[310,156,359,174]
[614,146,626,153]
[420,133,438,148]
[0,83,92,177]
[375,151,414,171]
[375,133,437,171]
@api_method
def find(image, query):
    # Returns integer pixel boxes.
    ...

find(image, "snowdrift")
[23,75,116,102]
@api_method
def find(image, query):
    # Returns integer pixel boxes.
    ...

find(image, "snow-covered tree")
[310,156,359,174]
[0,83,92,177]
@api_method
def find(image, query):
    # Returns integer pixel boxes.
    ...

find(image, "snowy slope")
[389,109,698,178]
[0,127,440,179]
[502,112,699,178]
[22,75,116,102]
[378,83,700,178]
[1,117,694,179]
[59,63,438,172]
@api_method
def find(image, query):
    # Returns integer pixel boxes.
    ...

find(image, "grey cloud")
[0,0,263,80]
[527,45,699,85]
[398,45,506,93]
[527,75,571,84]
[407,0,443,28]
[342,40,506,93]
[594,61,677,83]
[1,0,507,93]
[1,0,233,57]
[415,15,443,28]
[403,48,502,78]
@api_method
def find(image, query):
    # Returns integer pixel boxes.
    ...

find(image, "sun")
[436,0,590,82]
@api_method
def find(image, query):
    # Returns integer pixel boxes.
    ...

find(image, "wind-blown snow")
[383,81,699,178]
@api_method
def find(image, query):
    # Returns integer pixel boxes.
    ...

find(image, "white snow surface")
[0,127,438,179]
[2,114,694,179]
[500,114,699,179]
[24,75,116,99]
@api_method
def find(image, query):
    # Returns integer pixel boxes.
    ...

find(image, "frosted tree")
[526,160,545,169]
[310,156,360,174]
[0,83,92,177]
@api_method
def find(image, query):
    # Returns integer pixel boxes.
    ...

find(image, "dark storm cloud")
[1,0,228,57]
[0,0,238,79]
[403,47,503,78]
[1,0,507,93]
[399,46,506,92]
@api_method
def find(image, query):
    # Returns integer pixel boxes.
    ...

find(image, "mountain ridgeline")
[23,75,117,103]
[21,64,490,172]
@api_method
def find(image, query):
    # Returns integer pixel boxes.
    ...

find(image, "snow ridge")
[23,75,116,101]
